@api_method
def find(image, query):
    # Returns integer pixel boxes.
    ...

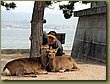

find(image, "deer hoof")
[59,70,65,73]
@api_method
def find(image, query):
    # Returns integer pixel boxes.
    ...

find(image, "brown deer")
[48,47,80,73]
[2,45,51,76]
[2,57,47,76]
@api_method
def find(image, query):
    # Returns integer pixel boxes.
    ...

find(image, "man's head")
[48,31,57,44]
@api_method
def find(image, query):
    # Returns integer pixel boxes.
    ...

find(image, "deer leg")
[59,69,65,73]
[51,69,56,72]
[15,65,24,76]
[71,68,80,71]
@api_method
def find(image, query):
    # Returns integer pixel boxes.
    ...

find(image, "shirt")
[43,32,64,56]
[49,39,64,56]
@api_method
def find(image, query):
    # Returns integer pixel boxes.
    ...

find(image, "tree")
[30,1,46,57]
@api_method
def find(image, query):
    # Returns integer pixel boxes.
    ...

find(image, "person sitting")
[47,31,64,56]
[29,31,64,56]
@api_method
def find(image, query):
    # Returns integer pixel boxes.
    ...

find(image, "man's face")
[48,36,56,44]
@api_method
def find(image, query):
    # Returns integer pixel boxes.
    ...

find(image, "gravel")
[1,51,106,80]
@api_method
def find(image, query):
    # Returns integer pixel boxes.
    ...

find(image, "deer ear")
[45,45,49,48]
[46,48,50,53]
[56,47,59,52]
[49,46,53,50]
[53,48,59,53]
[41,45,43,49]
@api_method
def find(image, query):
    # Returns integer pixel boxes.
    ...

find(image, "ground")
[1,50,106,80]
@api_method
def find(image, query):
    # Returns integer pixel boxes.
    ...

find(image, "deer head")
[47,46,59,59]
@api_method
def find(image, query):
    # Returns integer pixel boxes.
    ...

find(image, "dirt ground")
[1,51,106,80]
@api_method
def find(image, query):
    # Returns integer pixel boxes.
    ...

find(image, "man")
[47,31,64,56]
[29,31,64,56]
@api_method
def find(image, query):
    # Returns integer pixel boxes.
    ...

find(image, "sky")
[1,1,90,25]
[1,1,90,14]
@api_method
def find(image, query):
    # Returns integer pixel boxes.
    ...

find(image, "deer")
[2,57,48,76]
[2,45,50,76]
[47,47,80,73]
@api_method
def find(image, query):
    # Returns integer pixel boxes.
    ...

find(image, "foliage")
[45,1,90,19]
[59,1,90,19]
[1,1,16,10]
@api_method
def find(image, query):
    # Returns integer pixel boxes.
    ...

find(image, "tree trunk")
[30,1,45,58]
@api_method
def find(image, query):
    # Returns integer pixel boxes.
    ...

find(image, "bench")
[56,33,66,44]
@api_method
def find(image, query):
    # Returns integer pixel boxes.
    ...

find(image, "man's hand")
[29,35,32,41]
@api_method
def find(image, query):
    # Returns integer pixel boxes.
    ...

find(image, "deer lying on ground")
[47,47,80,73]
[2,45,50,76]
[2,57,48,76]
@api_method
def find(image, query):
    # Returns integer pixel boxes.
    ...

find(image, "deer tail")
[2,68,11,76]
